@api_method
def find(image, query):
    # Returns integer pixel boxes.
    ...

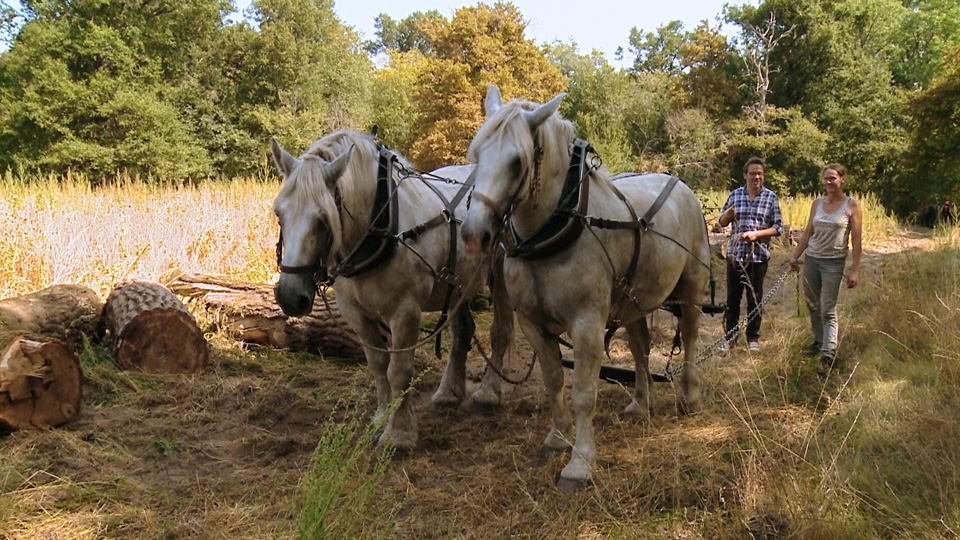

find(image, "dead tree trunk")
[0,285,99,430]
[103,281,208,374]
[168,274,364,361]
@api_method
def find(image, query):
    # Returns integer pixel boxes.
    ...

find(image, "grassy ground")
[2,179,958,539]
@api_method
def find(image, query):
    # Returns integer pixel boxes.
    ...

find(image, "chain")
[472,335,538,385]
[662,266,794,380]
[396,162,470,185]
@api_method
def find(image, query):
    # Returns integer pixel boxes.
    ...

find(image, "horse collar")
[505,138,593,259]
[334,143,400,278]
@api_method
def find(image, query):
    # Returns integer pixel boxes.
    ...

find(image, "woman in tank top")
[789,163,863,374]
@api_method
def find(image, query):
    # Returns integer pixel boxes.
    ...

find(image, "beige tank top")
[806,197,852,259]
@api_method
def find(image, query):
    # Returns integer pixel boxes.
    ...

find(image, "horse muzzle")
[274,272,316,317]
[462,216,496,254]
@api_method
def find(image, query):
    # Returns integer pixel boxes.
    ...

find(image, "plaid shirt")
[721,186,783,263]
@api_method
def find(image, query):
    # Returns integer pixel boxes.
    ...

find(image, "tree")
[0,0,229,179]
[678,20,744,117]
[242,0,371,151]
[628,20,686,76]
[892,0,960,89]
[900,42,960,213]
[408,2,565,169]
[369,50,425,157]
[364,11,442,56]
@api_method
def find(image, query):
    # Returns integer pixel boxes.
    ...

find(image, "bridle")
[275,187,345,287]
[466,141,543,243]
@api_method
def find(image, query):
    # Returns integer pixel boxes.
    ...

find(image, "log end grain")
[114,308,209,374]
[0,336,82,430]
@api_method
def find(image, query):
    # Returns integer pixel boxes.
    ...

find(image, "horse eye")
[510,157,522,178]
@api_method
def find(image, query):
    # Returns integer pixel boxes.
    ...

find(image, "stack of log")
[2,274,363,430]
[0,285,100,430]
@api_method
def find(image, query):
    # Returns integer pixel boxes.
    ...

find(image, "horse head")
[461,84,568,254]
[271,136,358,317]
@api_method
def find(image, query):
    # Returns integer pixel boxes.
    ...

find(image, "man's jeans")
[725,258,768,342]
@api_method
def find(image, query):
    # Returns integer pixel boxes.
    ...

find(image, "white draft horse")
[272,129,512,452]
[461,86,710,489]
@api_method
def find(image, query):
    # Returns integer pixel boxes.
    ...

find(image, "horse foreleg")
[381,309,422,452]
[338,306,391,426]
[516,313,570,457]
[432,303,473,408]
[623,317,653,422]
[472,265,514,410]
[559,315,605,491]
[678,302,702,414]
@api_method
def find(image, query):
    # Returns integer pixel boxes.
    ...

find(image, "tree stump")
[103,281,208,374]
[168,273,364,360]
[0,337,82,430]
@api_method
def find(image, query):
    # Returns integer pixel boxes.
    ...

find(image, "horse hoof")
[470,388,501,411]
[470,400,499,415]
[541,445,568,459]
[556,475,591,492]
[430,397,461,411]
[430,389,463,410]
[623,401,651,423]
[678,399,702,416]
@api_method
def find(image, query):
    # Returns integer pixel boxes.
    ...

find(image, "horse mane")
[468,99,576,196]
[281,129,385,258]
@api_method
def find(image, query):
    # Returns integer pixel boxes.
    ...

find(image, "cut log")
[103,281,208,374]
[168,273,364,360]
[0,284,102,351]
[0,336,82,430]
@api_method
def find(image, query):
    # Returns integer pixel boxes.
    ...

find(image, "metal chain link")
[663,267,794,379]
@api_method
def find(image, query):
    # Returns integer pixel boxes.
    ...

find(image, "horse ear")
[271,140,298,178]
[484,84,503,116]
[525,92,566,130]
[322,145,353,189]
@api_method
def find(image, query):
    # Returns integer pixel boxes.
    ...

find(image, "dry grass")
[0,175,279,299]
[2,177,959,539]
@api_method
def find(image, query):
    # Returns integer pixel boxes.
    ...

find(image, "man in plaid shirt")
[718,157,783,352]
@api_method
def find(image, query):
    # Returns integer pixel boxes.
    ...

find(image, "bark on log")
[0,284,102,351]
[103,281,208,374]
[167,273,364,360]
[0,336,82,430]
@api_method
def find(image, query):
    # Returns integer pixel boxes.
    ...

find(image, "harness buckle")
[436,268,463,289]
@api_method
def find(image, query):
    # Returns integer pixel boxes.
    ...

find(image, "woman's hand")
[741,230,760,242]
[845,269,859,288]
[789,257,801,271]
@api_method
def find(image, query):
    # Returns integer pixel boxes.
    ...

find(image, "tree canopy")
[0,0,956,214]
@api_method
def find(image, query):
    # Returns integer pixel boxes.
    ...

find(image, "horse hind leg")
[677,289,704,415]
[623,317,654,422]
[471,262,513,411]
[431,303,474,408]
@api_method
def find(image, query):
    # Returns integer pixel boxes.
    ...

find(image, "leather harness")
[276,142,478,356]
[504,138,681,304]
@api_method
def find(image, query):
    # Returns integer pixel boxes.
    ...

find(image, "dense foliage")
[0,0,957,213]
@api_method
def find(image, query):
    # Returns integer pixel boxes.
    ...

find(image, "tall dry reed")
[1,176,279,299]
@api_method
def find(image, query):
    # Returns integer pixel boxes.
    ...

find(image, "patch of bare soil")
[1,228,944,539]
